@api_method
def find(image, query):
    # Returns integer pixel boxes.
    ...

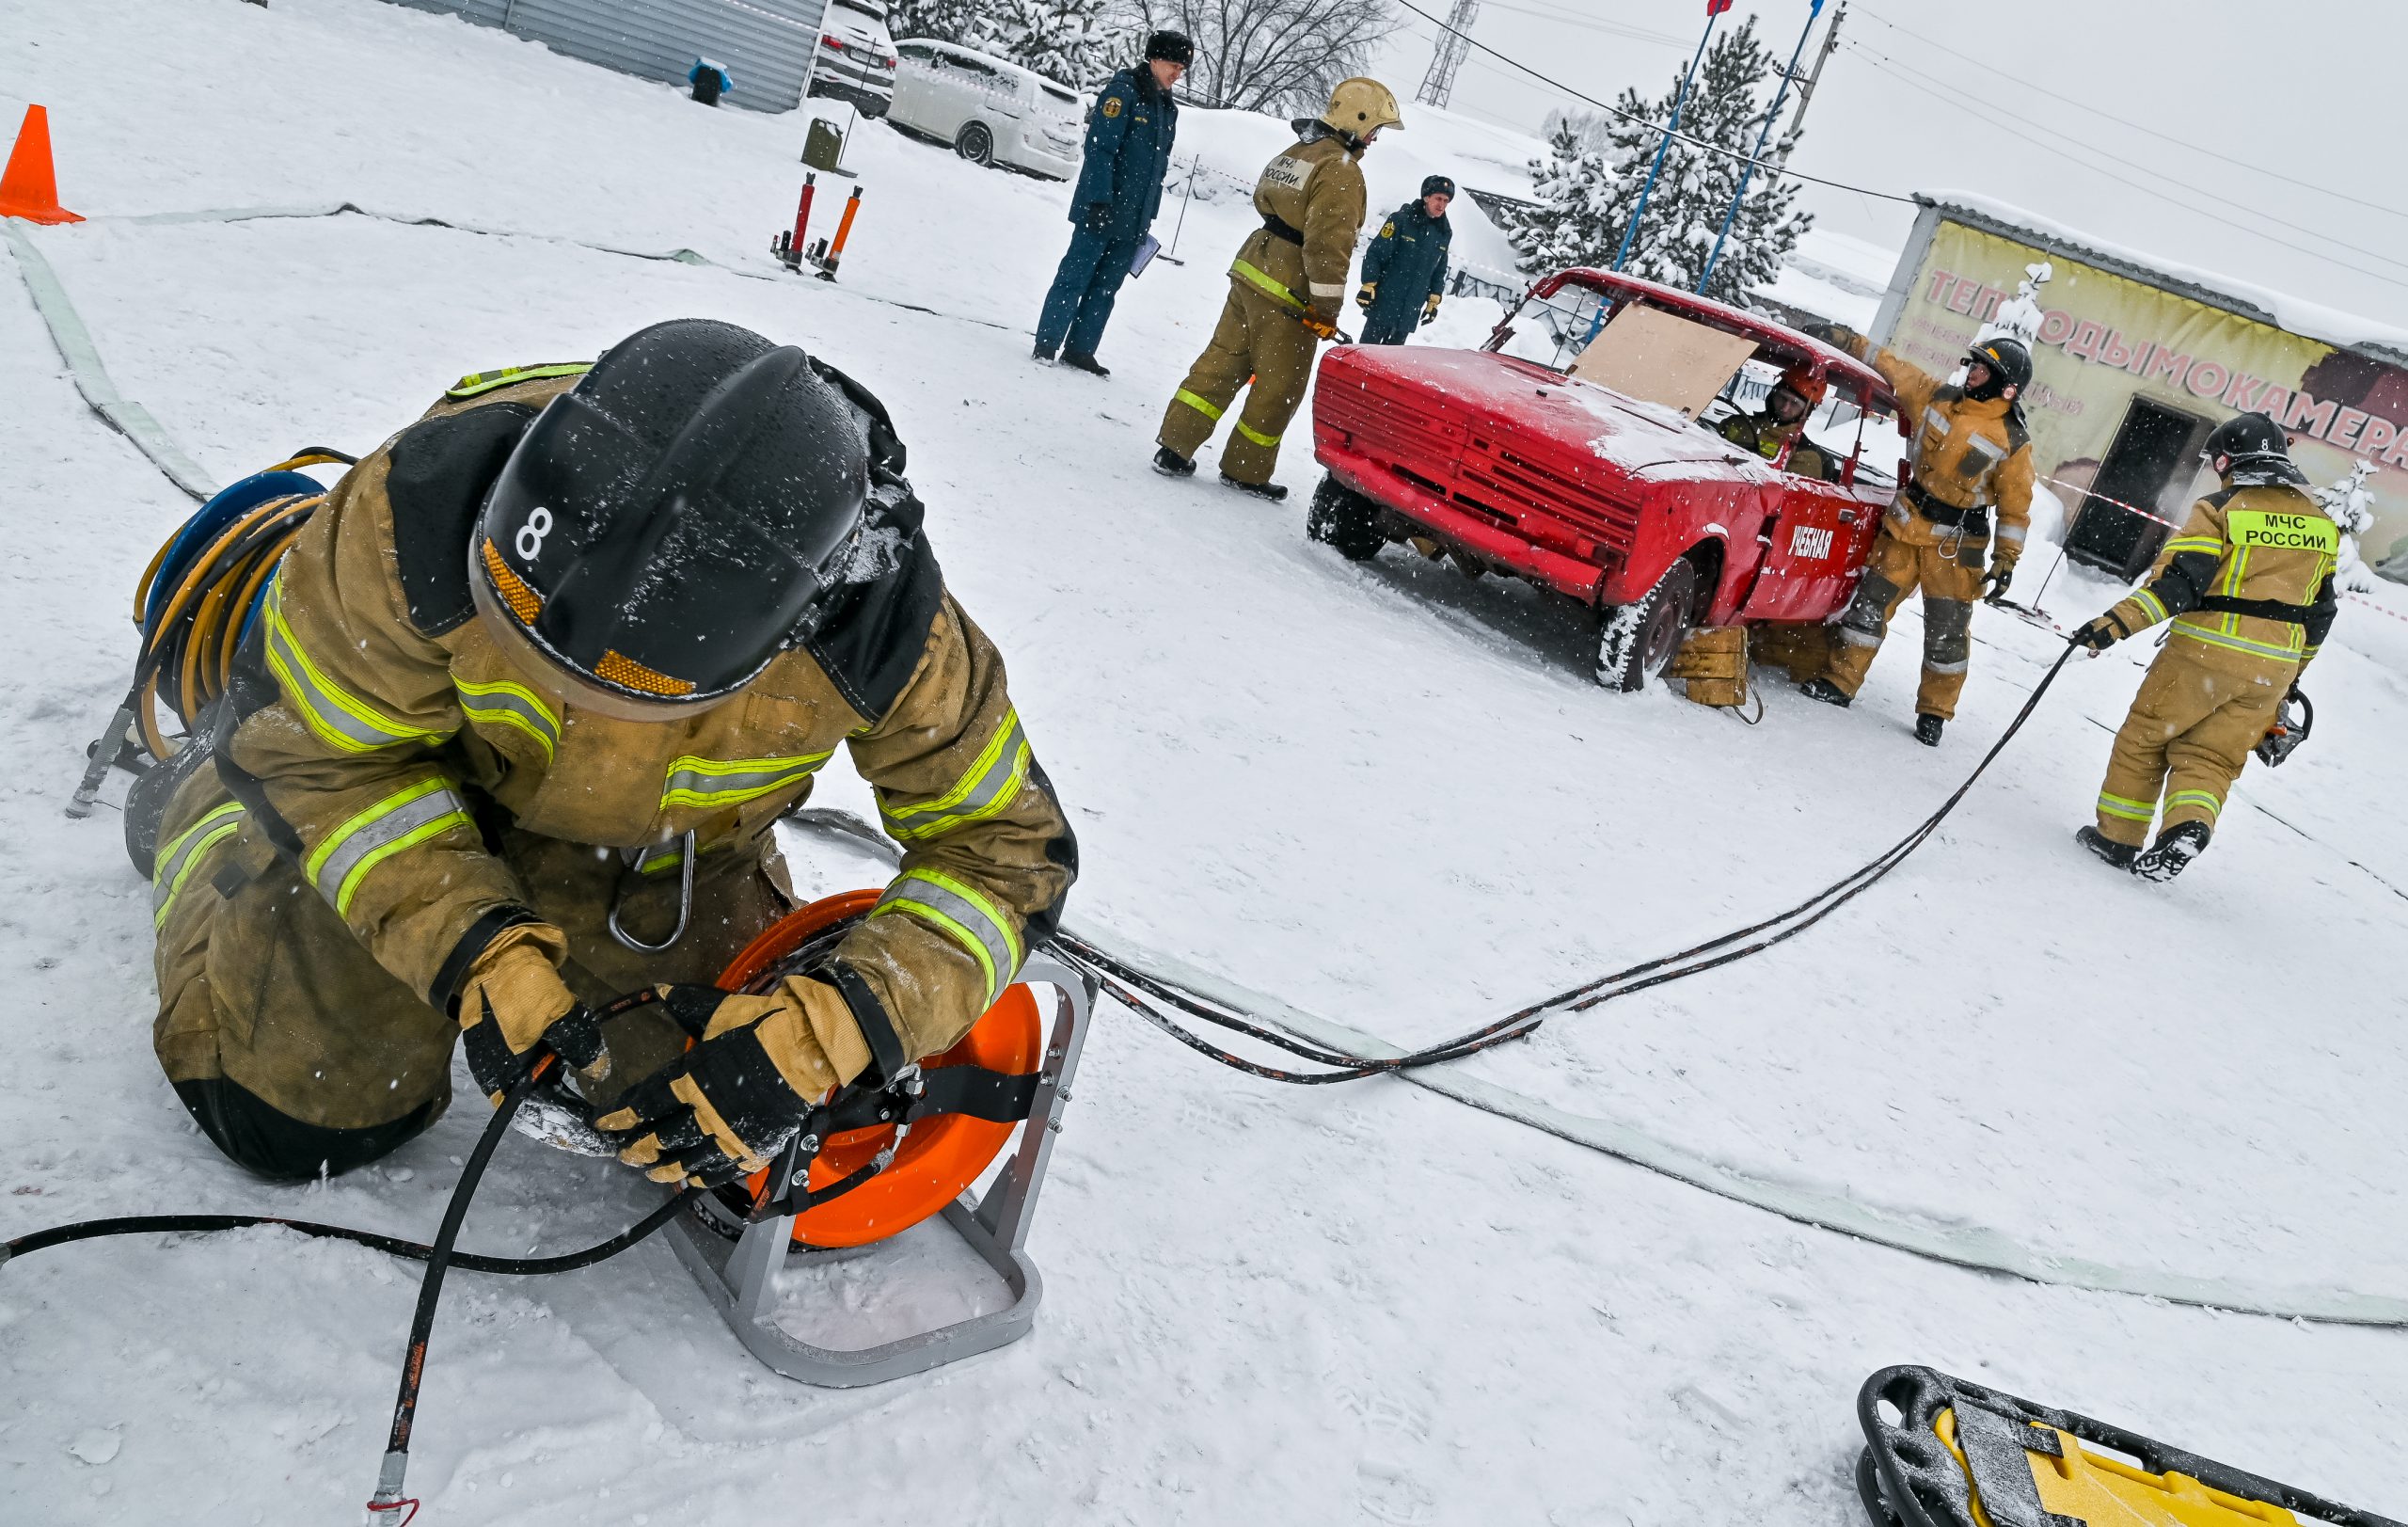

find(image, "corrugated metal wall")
[384,0,830,113]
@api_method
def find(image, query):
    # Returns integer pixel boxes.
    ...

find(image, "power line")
[1853,5,2408,227]
[1842,38,2408,294]
[1474,0,1688,47]
[1386,0,1917,205]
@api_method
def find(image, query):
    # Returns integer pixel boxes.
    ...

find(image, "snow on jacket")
[1358,199,1451,330]
[210,370,1077,1070]
[1069,66,1176,234]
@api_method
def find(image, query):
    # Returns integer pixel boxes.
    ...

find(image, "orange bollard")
[0,105,83,225]
[816,185,863,282]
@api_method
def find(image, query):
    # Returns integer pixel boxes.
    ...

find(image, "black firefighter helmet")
[471,319,870,719]
[1961,335,2033,400]
[2203,410,2293,471]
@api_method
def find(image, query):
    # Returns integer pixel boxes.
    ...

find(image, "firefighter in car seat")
[1719,363,1832,482]
[146,321,1075,1185]
[1799,328,2036,746]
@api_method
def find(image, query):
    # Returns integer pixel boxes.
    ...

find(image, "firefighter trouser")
[2094,639,2295,848]
[1159,281,1318,485]
[150,770,795,1180]
[1823,526,1986,720]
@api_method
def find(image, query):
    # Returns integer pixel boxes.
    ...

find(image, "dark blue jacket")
[1069,67,1177,235]
[1359,199,1452,329]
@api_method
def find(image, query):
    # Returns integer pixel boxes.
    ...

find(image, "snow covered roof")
[1917,191,2408,367]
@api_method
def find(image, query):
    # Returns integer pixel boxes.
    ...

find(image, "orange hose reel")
[715,889,1044,1249]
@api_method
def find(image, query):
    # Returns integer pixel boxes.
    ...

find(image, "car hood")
[823,14,887,45]
[1334,346,1780,487]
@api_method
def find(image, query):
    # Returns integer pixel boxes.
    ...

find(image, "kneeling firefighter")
[2071,411,2338,882]
[148,319,1076,1185]
[1800,329,2036,745]
[1152,77,1400,501]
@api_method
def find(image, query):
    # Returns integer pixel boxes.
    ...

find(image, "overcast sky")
[1367,0,2408,329]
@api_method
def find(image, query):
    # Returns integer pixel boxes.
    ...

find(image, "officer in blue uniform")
[1033,31,1190,376]
[1354,176,1454,346]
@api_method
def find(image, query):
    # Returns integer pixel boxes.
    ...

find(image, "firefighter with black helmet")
[1719,363,1833,480]
[1799,329,2036,744]
[147,320,1077,1185]
[2070,411,2339,882]
[1153,77,1399,501]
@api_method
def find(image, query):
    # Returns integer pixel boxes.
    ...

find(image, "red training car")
[1308,267,1906,689]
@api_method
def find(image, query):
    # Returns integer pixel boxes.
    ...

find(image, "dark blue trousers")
[1037,225,1144,357]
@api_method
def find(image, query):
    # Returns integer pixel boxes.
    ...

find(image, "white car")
[809,0,898,117]
[888,40,1084,181]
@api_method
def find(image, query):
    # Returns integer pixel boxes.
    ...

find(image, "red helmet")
[1776,363,1828,410]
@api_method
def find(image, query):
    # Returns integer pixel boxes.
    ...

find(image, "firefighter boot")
[2132,820,2210,883]
[1915,714,1944,747]
[2075,826,2138,870]
[1799,677,1852,708]
[1153,446,1196,478]
[1223,474,1290,502]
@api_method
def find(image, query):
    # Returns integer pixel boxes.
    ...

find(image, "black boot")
[2132,820,2210,883]
[1032,342,1056,362]
[1798,677,1852,708]
[2075,826,2139,870]
[1221,474,1289,501]
[1914,713,1944,747]
[1151,446,1196,478]
[1059,349,1110,376]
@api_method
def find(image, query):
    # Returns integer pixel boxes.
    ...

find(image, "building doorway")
[2065,397,2214,581]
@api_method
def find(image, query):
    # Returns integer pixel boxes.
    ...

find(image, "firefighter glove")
[1802,319,1861,354]
[1421,292,1442,326]
[2071,613,2124,650]
[456,924,607,1105]
[1354,282,1377,312]
[1082,201,1112,234]
[1982,562,2014,602]
[594,978,863,1187]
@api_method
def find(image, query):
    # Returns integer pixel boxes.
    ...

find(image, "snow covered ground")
[5,2,2405,1521]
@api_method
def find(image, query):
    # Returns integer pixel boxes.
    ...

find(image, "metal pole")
[1695,0,1821,295]
[1609,7,1723,273]
[1168,152,1197,258]
[1786,0,1845,140]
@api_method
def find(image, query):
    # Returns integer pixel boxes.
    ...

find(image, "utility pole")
[1416,0,1480,109]
[1785,0,1845,139]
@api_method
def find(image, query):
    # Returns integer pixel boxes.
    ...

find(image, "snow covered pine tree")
[889,0,1133,87]
[1502,14,1809,305]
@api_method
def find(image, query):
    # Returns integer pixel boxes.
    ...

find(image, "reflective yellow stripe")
[1174,389,1225,422]
[445,362,591,400]
[871,868,1024,1007]
[2162,536,2223,557]
[454,676,560,761]
[2164,790,2223,820]
[306,777,474,918]
[151,802,245,929]
[2128,589,2168,626]
[2167,620,2303,661]
[1234,420,1281,449]
[262,579,449,755]
[1231,260,1301,309]
[2096,791,2157,822]
[880,709,1032,842]
[2225,509,2338,555]
[659,751,832,811]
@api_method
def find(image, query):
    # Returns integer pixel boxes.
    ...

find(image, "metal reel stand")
[666,951,1094,1387]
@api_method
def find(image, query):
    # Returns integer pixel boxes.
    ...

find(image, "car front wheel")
[1594,558,1698,692]
[955,121,995,166]
[1306,476,1386,561]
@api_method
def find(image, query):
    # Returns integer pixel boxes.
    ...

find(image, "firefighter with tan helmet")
[2070,411,2338,882]
[1151,77,1400,501]
[146,319,1076,1184]
[1799,328,2037,744]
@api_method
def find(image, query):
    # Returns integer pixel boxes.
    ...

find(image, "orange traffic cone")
[0,105,84,225]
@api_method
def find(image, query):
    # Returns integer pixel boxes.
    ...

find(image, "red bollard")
[816,185,863,282]
[784,172,816,270]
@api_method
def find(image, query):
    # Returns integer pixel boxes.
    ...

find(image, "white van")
[887,40,1084,181]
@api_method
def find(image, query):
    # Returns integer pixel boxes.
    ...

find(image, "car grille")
[1458,432,1639,550]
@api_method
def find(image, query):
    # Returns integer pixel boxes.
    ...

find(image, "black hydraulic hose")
[1068,643,2080,1084]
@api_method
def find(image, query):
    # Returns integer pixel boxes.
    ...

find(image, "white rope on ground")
[19,213,2406,1328]
[3,222,220,501]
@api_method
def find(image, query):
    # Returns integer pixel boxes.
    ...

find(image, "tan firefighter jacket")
[1846,338,2036,565]
[1234,124,1369,318]
[207,369,1076,1076]
[2103,477,2341,668]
